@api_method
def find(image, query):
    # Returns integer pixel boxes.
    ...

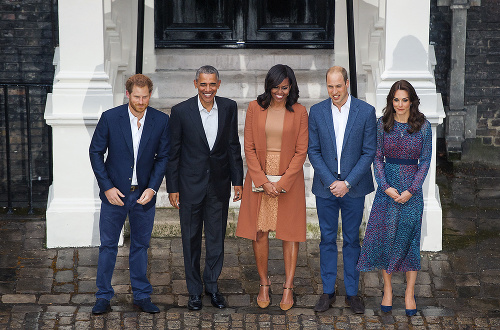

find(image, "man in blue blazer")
[89,74,170,314]
[308,66,376,314]
[167,65,243,310]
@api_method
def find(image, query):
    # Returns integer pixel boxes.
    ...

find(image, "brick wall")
[0,0,56,208]
[430,0,452,106]
[466,0,500,146]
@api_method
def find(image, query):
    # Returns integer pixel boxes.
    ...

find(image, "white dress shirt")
[128,107,146,186]
[331,95,351,175]
[198,96,218,151]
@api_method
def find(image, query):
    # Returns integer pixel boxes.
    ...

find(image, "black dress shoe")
[345,295,365,314]
[314,293,336,312]
[133,297,160,313]
[205,291,227,309]
[188,295,203,310]
[92,298,111,314]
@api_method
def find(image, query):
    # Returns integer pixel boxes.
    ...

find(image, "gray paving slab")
[0,164,499,328]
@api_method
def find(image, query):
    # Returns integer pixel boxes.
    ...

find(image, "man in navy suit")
[166,65,243,310]
[89,74,170,314]
[308,66,376,314]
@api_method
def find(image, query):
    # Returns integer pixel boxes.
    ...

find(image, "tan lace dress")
[257,108,285,232]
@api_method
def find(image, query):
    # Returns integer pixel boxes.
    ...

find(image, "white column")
[375,0,445,251]
[45,0,114,247]
[143,0,156,73]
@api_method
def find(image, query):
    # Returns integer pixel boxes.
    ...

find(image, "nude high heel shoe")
[280,285,295,311]
[257,278,271,308]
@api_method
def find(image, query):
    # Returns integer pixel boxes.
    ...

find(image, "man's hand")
[384,187,401,201]
[169,192,180,209]
[394,190,412,204]
[137,188,155,205]
[329,180,349,198]
[233,186,243,202]
[104,187,125,206]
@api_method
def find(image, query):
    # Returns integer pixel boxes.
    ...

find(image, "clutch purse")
[251,175,286,193]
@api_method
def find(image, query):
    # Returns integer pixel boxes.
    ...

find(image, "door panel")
[155,0,334,48]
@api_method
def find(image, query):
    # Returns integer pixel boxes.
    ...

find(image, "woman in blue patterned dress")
[356,80,432,316]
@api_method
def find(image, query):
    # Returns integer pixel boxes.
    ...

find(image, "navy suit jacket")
[166,95,243,204]
[89,104,170,209]
[308,96,377,199]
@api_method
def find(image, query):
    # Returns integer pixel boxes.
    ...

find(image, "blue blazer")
[89,104,170,209]
[308,96,377,199]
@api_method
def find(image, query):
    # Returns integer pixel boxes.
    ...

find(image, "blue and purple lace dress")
[356,118,432,273]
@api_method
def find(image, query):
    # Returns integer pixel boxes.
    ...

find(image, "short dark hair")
[326,66,348,83]
[257,64,299,112]
[195,65,219,81]
[382,80,425,133]
[126,74,153,94]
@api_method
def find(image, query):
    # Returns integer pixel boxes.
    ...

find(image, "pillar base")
[45,185,123,248]
[421,185,443,251]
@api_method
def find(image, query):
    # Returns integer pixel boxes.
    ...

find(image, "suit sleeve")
[307,106,337,187]
[373,118,390,191]
[244,103,268,188]
[147,114,170,192]
[166,106,181,193]
[344,106,377,187]
[228,101,244,186]
[89,112,114,192]
[278,108,308,192]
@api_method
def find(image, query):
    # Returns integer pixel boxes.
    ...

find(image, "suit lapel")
[321,100,337,155]
[212,97,225,152]
[188,97,210,149]
[119,106,134,157]
[342,97,359,150]
[137,108,154,161]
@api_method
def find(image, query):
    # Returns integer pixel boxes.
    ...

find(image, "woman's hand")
[271,182,283,195]
[262,182,279,198]
[384,187,400,201]
[394,190,412,204]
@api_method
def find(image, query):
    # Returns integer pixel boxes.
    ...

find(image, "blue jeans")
[95,189,155,300]
[316,193,365,296]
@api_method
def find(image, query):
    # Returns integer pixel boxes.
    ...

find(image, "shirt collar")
[198,95,218,113]
[128,106,147,125]
[331,94,351,113]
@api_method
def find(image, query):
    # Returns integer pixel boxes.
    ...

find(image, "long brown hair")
[382,80,425,133]
[257,64,299,112]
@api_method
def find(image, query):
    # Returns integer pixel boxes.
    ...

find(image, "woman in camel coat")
[236,64,308,311]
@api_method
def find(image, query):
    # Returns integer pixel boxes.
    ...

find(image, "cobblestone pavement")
[1,163,499,329]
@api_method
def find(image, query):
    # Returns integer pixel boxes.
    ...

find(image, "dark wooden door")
[155,0,334,48]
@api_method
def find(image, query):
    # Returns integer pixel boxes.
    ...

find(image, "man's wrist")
[344,180,352,189]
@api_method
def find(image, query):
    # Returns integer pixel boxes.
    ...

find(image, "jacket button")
[129,178,131,180]
[206,170,209,173]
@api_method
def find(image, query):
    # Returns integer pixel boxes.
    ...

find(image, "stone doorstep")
[124,208,364,239]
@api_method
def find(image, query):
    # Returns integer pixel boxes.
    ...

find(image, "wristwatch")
[344,180,352,189]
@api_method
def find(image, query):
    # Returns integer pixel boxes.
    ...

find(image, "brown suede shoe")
[345,295,365,314]
[313,293,336,312]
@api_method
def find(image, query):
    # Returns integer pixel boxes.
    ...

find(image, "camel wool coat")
[236,100,308,242]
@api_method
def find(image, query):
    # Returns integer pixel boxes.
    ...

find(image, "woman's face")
[270,78,290,105]
[392,89,411,118]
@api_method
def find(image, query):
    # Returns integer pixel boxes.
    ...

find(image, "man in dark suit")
[89,74,170,314]
[167,65,243,310]
[308,66,376,314]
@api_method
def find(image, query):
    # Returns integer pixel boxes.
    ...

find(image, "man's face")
[194,73,221,109]
[126,85,151,117]
[327,71,349,109]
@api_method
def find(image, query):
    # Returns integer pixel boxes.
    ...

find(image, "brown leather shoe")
[345,295,365,314]
[313,293,336,312]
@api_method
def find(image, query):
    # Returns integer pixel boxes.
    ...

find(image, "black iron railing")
[0,83,53,214]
